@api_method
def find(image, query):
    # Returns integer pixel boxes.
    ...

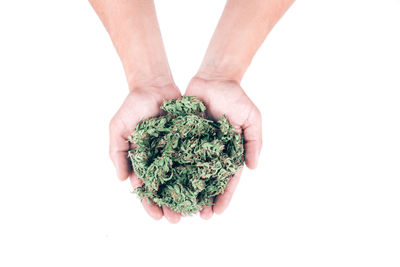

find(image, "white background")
[0,0,399,266]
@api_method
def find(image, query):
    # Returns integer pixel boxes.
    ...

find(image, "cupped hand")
[185,76,262,219]
[109,83,183,223]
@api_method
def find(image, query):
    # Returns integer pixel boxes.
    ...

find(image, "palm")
[186,78,255,129]
[185,77,262,218]
[109,85,182,222]
[111,87,178,138]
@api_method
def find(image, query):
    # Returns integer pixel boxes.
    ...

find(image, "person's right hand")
[109,82,183,223]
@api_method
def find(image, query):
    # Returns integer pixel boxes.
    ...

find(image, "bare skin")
[90,0,294,222]
[89,0,183,223]
[186,77,261,218]
[109,84,180,222]
[188,0,294,218]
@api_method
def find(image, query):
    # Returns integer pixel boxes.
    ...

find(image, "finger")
[243,107,262,169]
[110,151,130,181]
[213,168,243,214]
[200,204,213,220]
[162,205,181,224]
[129,173,163,220]
[129,172,143,189]
[142,198,163,220]
[109,119,131,181]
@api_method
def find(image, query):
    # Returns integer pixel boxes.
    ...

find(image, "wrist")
[197,55,248,83]
[128,74,180,101]
[127,72,176,92]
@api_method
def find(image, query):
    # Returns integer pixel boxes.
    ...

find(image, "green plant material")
[128,96,244,215]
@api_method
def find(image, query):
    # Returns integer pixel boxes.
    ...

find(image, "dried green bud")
[128,96,244,215]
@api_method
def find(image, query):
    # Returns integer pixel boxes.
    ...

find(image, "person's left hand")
[185,76,262,219]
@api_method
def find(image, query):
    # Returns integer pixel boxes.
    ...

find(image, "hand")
[185,76,262,219]
[109,83,183,223]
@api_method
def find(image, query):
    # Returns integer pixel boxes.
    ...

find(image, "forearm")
[198,0,294,82]
[89,0,173,88]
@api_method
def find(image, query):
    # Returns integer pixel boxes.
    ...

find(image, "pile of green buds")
[128,96,244,215]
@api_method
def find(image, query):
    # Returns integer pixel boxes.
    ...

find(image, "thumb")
[109,119,131,181]
[243,107,262,169]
